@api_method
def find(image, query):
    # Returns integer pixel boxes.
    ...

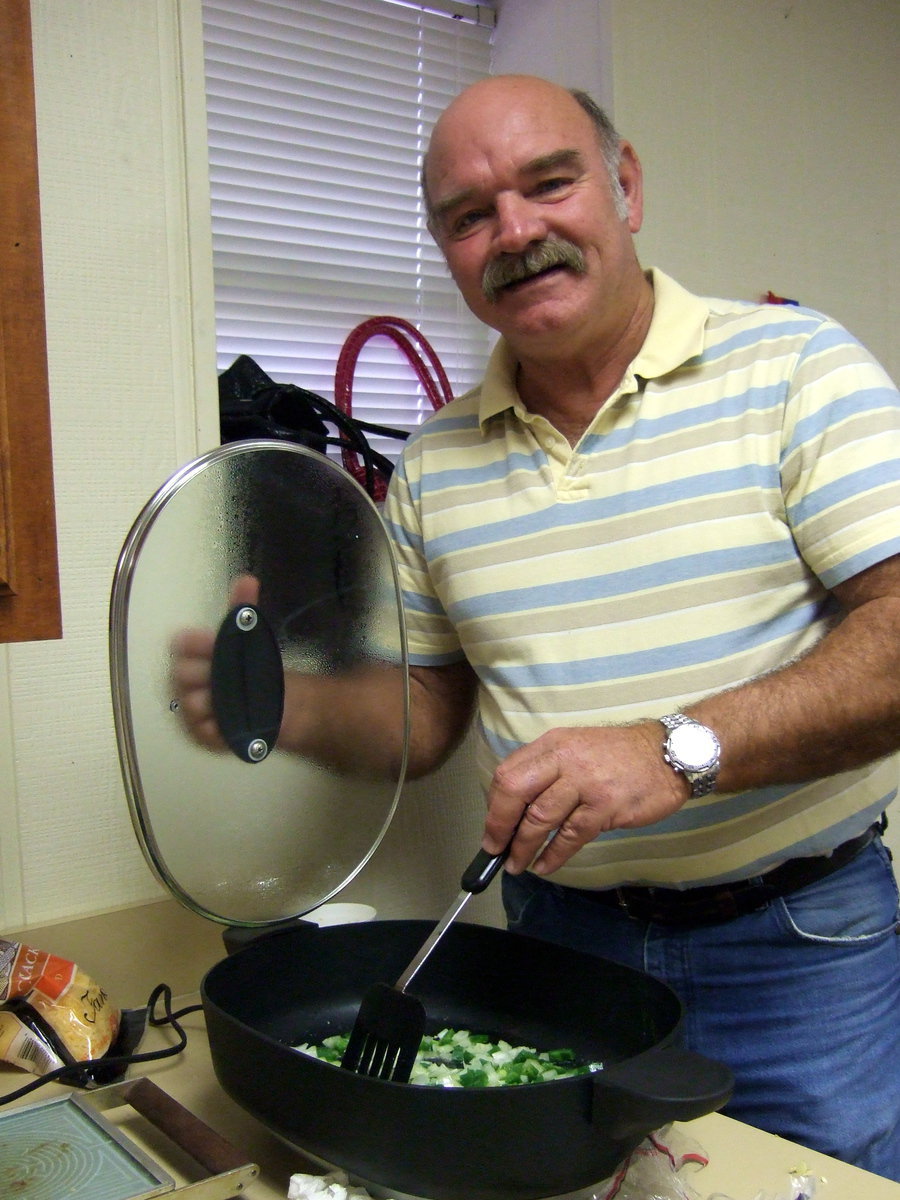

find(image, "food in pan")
[295,1027,601,1087]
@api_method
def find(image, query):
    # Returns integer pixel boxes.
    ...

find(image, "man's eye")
[534,176,572,196]
[450,209,487,236]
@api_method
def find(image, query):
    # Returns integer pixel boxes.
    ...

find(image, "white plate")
[306,902,377,926]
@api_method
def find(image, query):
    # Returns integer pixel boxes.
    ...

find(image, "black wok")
[202,919,732,1200]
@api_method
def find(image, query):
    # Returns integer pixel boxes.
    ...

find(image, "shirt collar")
[477,268,710,429]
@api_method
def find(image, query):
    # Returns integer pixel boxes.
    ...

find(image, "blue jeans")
[502,839,900,1182]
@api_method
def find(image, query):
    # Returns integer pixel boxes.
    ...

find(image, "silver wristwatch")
[660,714,720,798]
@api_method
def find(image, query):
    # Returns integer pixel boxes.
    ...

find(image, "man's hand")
[171,574,475,780]
[482,722,687,876]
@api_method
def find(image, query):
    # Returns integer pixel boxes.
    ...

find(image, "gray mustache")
[482,238,587,302]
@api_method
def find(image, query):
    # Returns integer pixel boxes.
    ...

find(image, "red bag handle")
[334,317,452,499]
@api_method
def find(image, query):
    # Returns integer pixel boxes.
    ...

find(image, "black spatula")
[340,844,510,1082]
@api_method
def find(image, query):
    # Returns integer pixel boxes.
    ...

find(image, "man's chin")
[489,294,588,347]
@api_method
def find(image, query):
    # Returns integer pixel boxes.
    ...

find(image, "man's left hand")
[482,723,688,876]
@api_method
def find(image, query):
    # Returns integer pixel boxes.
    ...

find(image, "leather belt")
[580,821,883,928]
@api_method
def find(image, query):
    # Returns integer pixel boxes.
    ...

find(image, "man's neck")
[515,275,655,446]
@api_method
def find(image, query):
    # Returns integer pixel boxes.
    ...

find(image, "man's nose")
[493,193,546,252]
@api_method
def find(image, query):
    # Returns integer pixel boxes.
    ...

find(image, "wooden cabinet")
[0,0,61,642]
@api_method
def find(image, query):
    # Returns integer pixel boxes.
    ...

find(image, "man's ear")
[618,141,644,234]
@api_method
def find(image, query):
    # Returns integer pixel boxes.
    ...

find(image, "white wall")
[493,0,614,111]
[3,0,898,934]
[612,0,899,381]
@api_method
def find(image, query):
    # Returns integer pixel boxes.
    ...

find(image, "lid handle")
[210,603,284,763]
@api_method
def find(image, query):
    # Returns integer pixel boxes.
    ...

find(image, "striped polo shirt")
[383,269,900,888]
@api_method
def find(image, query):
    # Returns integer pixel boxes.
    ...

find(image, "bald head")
[422,76,625,228]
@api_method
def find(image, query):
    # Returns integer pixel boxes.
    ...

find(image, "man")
[176,74,900,1177]
[382,75,900,1177]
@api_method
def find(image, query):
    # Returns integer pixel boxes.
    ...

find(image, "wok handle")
[591,1045,734,1141]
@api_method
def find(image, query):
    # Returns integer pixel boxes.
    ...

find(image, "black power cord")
[0,982,201,1106]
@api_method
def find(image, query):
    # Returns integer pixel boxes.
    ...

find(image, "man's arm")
[173,607,477,782]
[483,553,900,876]
[690,555,900,789]
[276,658,477,779]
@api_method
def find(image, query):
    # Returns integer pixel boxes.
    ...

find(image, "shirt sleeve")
[780,316,900,589]
[381,446,466,667]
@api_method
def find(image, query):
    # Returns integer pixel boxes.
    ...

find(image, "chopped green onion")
[294,1028,602,1087]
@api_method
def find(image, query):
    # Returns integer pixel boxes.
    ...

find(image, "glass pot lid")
[109,441,409,927]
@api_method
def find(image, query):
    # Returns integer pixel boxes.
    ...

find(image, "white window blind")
[202,0,495,449]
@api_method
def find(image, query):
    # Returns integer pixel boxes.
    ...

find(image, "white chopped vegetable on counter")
[293,1028,602,1086]
[287,1168,396,1199]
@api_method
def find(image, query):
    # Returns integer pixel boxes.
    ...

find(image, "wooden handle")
[121,1076,250,1177]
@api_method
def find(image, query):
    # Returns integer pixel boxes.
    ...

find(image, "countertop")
[4,899,900,1199]
[3,998,900,1200]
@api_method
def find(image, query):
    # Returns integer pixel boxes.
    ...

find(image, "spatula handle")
[394,843,512,995]
[460,846,510,894]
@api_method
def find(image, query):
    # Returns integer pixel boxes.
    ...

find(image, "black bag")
[218,354,408,499]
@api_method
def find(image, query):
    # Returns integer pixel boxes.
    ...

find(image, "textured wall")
[612,0,899,381]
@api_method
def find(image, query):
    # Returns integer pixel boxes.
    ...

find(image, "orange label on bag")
[7,944,75,1002]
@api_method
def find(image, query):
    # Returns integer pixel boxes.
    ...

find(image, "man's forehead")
[438,92,586,150]
[422,80,602,214]
[515,148,586,177]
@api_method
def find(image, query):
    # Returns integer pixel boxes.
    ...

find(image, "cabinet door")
[0,0,61,643]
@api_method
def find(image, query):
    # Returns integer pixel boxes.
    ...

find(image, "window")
[202,0,495,451]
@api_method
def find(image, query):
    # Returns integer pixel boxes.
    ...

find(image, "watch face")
[668,723,719,771]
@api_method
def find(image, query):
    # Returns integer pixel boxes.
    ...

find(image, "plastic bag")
[0,938,120,1075]
[708,1169,820,1200]
[596,1125,709,1199]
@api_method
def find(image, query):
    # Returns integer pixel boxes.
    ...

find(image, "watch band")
[660,714,692,732]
